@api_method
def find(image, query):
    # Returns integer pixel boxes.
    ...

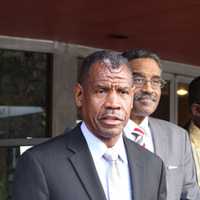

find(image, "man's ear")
[74,83,84,108]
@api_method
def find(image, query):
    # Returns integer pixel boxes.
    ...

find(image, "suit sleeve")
[181,130,200,199]
[12,151,49,200]
[158,161,167,200]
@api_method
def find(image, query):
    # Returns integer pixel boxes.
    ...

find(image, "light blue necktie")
[103,149,122,200]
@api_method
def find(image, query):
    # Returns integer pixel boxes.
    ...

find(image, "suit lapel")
[65,126,107,200]
[149,118,168,162]
[124,137,145,200]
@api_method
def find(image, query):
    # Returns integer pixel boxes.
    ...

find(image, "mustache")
[99,109,124,121]
[134,92,157,102]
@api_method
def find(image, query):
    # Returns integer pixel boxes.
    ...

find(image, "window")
[0,36,56,200]
[0,50,52,139]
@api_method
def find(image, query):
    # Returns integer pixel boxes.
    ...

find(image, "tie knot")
[103,149,118,162]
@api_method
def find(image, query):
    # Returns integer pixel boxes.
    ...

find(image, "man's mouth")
[135,94,156,103]
[139,97,154,104]
[100,115,123,126]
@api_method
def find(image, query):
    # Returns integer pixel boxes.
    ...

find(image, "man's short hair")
[78,50,129,84]
[189,76,200,107]
[122,49,161,69]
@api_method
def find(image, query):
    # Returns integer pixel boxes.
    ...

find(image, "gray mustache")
[134,93,157,102]
[100,110,124,120]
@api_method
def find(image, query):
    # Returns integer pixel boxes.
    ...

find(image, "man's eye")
[134,78,144,84]
[119,89,129,95]
[152,79,161,85]
[96,88,106,94]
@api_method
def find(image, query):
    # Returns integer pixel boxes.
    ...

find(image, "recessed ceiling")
[0,0,200,66]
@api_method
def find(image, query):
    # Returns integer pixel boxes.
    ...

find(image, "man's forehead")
[88,61,125,74]
[130,59,161,77]
[88,73,132,88]
[89,64,132,84]
[93,77,133,85]
[133,71,161,77]
[129,57,159,65]
[130,57,160,67]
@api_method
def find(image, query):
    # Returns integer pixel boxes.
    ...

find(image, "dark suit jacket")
[13,124,166,200]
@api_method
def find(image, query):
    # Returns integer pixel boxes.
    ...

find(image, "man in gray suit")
[13,50,166,200]
[122,49,200,200]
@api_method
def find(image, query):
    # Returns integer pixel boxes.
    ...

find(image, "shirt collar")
[81,122,127,163]
[124,117,149,135]
[124,119,138,133]
[139,117,149,133]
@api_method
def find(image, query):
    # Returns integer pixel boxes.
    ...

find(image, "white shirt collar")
[139,117,149,133]
[124,117,149,134]
[81,122,127,163]
[124,117,154,152]
[124,119,138,133]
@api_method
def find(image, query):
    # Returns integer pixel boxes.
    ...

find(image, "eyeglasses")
[133,76,166,89]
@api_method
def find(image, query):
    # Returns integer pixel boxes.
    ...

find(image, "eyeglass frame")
[132,74,166,89]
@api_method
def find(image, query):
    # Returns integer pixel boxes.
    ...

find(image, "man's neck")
[131,115,146,125]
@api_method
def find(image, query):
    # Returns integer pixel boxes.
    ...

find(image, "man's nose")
[141,80,154,92]
[105,91,121,109]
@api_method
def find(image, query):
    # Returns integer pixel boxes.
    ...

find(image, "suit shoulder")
[149,117,187,133]
[22,126,78,159]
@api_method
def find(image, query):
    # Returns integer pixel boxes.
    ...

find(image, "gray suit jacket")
[13,124,166,200]
[149,117,200,200]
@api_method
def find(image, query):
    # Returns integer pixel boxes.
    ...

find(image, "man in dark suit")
[122,49,200,200]
[13,50,166,200]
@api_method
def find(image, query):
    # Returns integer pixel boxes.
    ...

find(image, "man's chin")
[134,109,154,117]
[99,126,123,137]
[139,99,156,107]
[134,103,156,116]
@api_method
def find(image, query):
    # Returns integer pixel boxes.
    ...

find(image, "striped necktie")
[132,127,145,147]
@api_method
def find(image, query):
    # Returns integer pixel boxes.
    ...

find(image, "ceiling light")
[177,88,188,96]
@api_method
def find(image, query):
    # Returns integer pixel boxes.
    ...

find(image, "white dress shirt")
[124,117,154,153]
[81,122,132,200]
